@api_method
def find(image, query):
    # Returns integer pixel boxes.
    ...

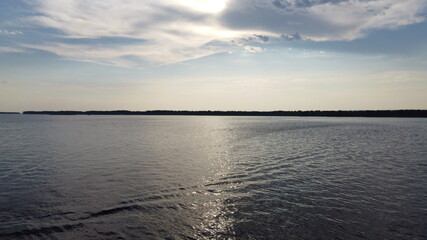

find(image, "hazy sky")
[1,0,426,111]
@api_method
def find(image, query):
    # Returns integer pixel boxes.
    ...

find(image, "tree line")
[22,110,427,117]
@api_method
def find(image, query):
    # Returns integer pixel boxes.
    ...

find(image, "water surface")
[0,115,426,239]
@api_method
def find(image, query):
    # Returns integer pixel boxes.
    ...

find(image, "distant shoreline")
[0,112,20,114]
[21,110,427,118]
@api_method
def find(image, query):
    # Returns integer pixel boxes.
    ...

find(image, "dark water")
[0,115,426,240]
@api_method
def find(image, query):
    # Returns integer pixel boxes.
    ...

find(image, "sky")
[0,0,426,111]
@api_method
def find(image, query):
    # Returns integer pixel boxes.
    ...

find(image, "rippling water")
[0,115,426,239]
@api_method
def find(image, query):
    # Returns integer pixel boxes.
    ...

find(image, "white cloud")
[243,45,263,53]
[0,29,23,35]
[22,0,427,66]
[26,0,248,67]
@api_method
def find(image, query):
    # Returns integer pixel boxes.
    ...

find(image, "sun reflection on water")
[191,117,238,239]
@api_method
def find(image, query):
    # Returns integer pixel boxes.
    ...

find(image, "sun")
[177,0,228,13]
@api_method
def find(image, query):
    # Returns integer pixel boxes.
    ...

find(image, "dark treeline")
[0,112,20,114]
[22,110,427,118]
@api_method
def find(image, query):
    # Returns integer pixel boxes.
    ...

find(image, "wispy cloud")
[373,70,427,83]
[0,29,23,35]
[0,47,25,53]
[24,0,246,67]
[19,0,427,67]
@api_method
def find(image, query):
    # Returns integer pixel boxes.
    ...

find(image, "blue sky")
[1,0,426,111]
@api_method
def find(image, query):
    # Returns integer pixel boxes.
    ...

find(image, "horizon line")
[4,109,426,118]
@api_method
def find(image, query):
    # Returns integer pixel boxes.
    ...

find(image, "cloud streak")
[0,47,25,53]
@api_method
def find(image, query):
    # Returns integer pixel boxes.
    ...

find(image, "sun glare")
[177,0,227,13]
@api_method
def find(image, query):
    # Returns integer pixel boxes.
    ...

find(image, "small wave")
[86,205,147,218]
[0,223,84,238]
[82,202,189,220]
[37,211,76,220]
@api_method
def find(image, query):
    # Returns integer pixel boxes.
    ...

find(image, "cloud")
[0,29,23,35]
[231,34,270,48]
[253,34,269,42]
[373,70,427,83]
[18,0,427,66]
[24,0,247,67]
[243,45,263,53]
[220,0,427,40]
[281,32,303,41]
[0,47,25,53]
[24,41,226,68]
[272,0,347,10]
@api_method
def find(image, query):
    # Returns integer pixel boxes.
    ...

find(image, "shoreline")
[0,112,20,114]
[20,110,427,118]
